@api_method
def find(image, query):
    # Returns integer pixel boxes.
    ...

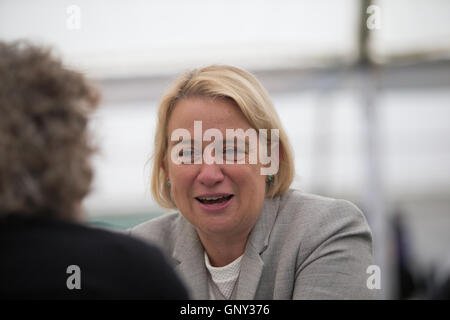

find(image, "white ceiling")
[1,0,449,78]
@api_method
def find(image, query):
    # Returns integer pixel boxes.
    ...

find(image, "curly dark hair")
[0,41,99,220]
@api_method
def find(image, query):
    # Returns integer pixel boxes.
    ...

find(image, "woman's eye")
[178,150,194,161]
[224,148,245,154]
[178,149,202,164]
[178,150,191,157]
[223,148,247,162]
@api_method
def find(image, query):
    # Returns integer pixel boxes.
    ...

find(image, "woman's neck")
[197,231,248,267]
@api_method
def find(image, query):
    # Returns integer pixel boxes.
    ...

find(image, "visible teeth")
[199,196,226,201]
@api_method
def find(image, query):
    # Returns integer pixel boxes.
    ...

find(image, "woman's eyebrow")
[170,139,193,146]
[224,138,250,148]
[170,138,251,148]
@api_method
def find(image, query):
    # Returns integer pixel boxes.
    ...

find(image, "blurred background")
[1,0,449,299]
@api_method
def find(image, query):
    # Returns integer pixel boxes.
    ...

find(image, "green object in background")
[88,213,162,230]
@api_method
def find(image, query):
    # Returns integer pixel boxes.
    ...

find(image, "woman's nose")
[197,163,225,187]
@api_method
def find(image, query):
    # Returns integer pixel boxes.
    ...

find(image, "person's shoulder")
[60,221,189,299]
[0,214,147,252]
[46,218,170,264]
[128,211,182,250]
[276,189,371,239]
[129,211,180,237]
[0,215,189,299]
[82,223,159,254]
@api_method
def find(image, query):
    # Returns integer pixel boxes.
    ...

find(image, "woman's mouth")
[195,194,233,204]
[195,194,234,211]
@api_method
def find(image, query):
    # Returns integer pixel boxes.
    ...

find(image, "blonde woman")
[130,65,375,300]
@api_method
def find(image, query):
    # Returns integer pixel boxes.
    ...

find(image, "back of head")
[0,41,99,221]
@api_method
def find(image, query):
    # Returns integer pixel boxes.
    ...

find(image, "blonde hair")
[151,65,294,209]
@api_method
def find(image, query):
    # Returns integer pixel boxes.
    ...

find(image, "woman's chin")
[195,213,239,237]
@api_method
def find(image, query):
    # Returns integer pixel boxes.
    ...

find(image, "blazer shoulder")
[276,189,372,250]
[276,191,375,299]
[128,211,181,249]
[279,189,368,226]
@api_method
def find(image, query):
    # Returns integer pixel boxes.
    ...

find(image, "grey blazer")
[129,189,376,299]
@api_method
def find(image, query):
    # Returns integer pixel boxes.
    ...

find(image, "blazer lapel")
[235,241,264,299]
[236,196,280,299]
[172,217,209,300]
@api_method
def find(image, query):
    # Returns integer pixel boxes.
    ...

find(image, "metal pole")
[357,0,394,299]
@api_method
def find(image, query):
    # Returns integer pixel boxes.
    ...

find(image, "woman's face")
[166,97,267,240]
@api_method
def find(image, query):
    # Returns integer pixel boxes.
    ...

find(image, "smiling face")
[165,97,267,241]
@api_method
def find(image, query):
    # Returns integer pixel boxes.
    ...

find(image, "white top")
[204,252,243,300]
